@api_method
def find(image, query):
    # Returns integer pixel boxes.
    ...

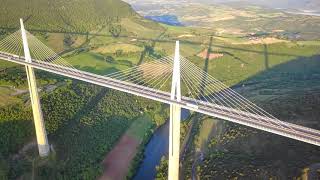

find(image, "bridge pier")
[169,104,181,180]
[20,19,50,157]
[168,41,182,180]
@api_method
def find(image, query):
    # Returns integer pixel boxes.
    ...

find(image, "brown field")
[99,134,140,180]
[232,37,288,45]
[197,49,224,60]
[99,115,152,180]
[138,63,172,78]
[216,28,245,35]
[47,33,65,52]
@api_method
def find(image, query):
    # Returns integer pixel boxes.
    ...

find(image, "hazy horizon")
[124,0,320,11]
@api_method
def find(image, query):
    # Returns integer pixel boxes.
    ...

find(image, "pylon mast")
[168,41,181,180]
[20,18,50,157]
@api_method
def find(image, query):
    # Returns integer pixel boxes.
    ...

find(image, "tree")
[104,56,115,63]
[109,24,122,37]
[0,154,8,180]
[115,50,123,57]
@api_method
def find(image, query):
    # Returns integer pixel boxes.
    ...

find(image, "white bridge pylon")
[20,19,50,157]
[168,41,182,180]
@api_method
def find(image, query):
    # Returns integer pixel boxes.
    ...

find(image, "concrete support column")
[168,104,181,180]
[20,18,49,157]
[168,41,181,180]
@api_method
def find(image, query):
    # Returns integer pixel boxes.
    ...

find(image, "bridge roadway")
[1,51,320,146]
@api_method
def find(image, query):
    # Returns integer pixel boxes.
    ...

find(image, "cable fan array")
[105,56,174,93]
[0,29,296,132]
[0,30,79,73]
[0,30,24,56]
[179,56,296,131]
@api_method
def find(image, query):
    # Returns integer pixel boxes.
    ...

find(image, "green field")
[66,52,132,75]
[147,3,320,40]
[194,118,216,152]
[126,114,154,140]
[0,87,22,107]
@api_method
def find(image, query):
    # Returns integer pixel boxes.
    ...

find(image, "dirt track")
[99,135,140,180]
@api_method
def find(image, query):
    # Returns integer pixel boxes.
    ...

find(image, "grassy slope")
[126,114,154,140]
[148,3,320,40]
[0,0,135,32]
[67,52,131,75]
[185,49,320,179]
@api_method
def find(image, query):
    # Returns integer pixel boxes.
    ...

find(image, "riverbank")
[133,120,169,180]
[134,109,190,179]
[99,114,154,180]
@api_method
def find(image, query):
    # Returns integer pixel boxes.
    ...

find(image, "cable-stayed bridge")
[1,19,320,180]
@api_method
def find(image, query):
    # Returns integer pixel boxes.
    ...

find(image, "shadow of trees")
[263,44,269,70]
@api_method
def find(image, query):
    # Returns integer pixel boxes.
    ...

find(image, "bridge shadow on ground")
[233,54,320,128]
[235,54,320,125]
[137,29,166,65]
[199,36,213,95]
[200,54,320,179]
[137,41,157,66]
[0,27,303,58]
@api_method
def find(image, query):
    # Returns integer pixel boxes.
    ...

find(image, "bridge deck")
[1,51,320,146]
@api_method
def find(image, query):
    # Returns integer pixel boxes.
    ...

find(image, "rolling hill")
[193,0,320,11]
[127,0,320,40]
[0,0,146,32]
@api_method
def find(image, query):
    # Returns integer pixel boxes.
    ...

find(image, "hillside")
[0,0,139,32]
[195,55,320,179]
[245,0,320,11]
[128,1,320,40]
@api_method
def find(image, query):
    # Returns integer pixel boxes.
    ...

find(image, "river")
[133,109,190,180]
[144,15,183,26]
[286,11,320,16]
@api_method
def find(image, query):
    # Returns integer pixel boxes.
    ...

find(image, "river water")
[144,15,183,26]
[285,10,320,16]
[133,109,190,180]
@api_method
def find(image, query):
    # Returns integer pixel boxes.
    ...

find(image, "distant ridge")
[194,0,320,11]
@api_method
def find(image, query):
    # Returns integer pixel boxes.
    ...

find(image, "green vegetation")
[188,41,320,86]
[41,83,165,179]
[0,80,167,179]
[143,3,320,40]
[194,118,216,151]
[126,113,167,179]
[0,105,33,157]
[156,157,168,180]
[0,104,34,179]
[181,52,320,179]
[0,0,135,32]
[0,87,22,106]
[126,114,154,140]
[66,51,137,75]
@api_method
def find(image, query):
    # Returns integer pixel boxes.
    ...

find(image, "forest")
[0,77,167,179]
[0,0,136,33]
